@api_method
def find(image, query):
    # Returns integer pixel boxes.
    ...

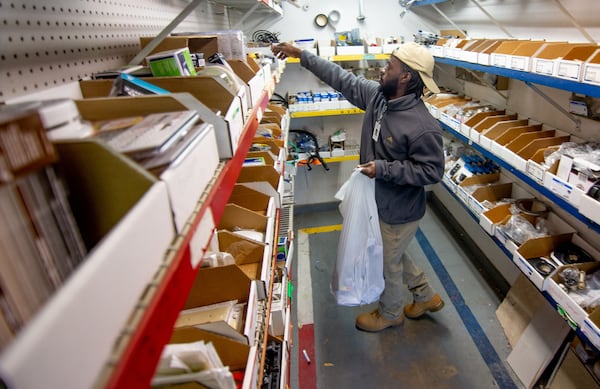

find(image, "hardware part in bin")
[289,129,329,171]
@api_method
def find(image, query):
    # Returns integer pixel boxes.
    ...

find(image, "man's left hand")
[358,161,376,178]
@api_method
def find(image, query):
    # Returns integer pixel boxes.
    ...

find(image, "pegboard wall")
[0,0,236,103]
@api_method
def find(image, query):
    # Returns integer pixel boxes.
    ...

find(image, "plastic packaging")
[331,169,384,306]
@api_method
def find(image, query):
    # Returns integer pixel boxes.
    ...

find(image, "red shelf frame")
[105,89,271,389]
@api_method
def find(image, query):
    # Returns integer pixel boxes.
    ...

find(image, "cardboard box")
[491,124,543,161]
[459,110,505,137]
[9,139,175,389]
[425,95,466,119]
[468,182,532,216]
[78,81,243,159]
[455,172,500,205]
[582,48,600,86]
[336,46,365,55]
[73,95,223,233]
[139,35,219,62]
[498,127,556,167]
[486,206,574,256]
[218,203,275,246]
[459,39,486,63]
[525,145,560,185]
[509,41,551,72]
[172,264,255,368]
[556,45,599,82]
[140,77,246,157]
[490,40,524,68]
[514,233,575,290]
[507,132,570,173]
[479,119,530,151]
[543,171,585,208]
[170,326,250,371]
[228,184,275,217]
[217,230,272,283]
[578,193,600,225]
[478,40,511,65]
[532,43,591,77]
[544,261,600,347]
[157,123,219,233]
[229,59,266,108]
[236,165,283,208]
[470,114,517,143]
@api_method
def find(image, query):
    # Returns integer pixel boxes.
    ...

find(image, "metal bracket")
[431,4,469,38]
[525,81,581,131]
[469,0,514,38]
[462,67,509,100]
[127,0,205,66]
[232,2,261,30]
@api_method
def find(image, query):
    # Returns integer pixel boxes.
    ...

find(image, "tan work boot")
[403,294,445,319]
[355,309,404,332]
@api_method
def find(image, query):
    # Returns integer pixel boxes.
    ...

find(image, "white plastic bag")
[331,169,384,306]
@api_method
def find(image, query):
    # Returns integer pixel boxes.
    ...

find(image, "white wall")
[266,0,438,45]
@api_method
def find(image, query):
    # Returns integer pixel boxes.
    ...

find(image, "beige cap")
[392,42,440,94]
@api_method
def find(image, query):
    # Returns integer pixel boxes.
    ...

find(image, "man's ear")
[401,70,412,82]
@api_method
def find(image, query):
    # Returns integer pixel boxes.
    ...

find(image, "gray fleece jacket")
[300,50,444,224]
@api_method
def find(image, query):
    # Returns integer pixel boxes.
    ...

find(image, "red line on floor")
[298,323,317,389]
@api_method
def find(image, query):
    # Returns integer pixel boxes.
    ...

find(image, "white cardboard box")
[578,193,600,225]
[543,172,585,208]
[543,261,600,341]
[159,124,220,232]
[533,58,558,77]
[0,140,175,389]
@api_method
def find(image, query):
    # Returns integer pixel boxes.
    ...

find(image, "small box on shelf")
[556,45,599,82]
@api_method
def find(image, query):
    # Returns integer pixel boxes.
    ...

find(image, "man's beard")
[379,76,399,99]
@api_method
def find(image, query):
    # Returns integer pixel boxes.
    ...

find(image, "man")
[272,41,445,332]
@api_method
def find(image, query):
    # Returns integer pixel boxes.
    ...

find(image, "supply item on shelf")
[288,129,329,171]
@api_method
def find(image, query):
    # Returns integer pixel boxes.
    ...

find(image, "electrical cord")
[289,129,329,171]
[252,30,280,44]
[269,92,288,108]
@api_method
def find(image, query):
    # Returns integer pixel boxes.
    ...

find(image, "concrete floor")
[289,197,525,389]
